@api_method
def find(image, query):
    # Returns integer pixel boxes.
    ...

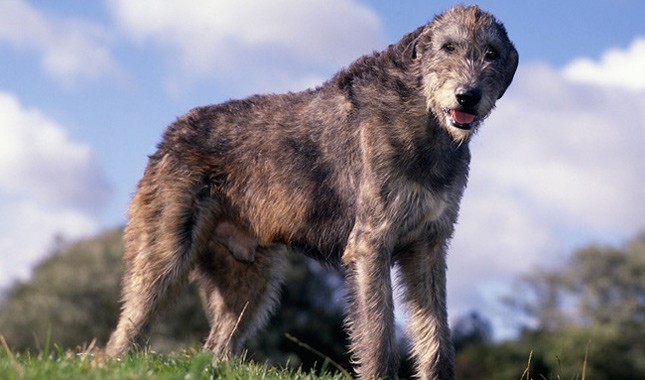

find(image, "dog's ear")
[413,26,433,60]
[498,42,519,99]
[400,24,430,61]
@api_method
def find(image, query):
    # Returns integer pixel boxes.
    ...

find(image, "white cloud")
[562,37,645,91]
[0,92,111,290]
[108,0,386,94]
[0,93,111,213]
[446,58,645,337]
[0,0,119,85]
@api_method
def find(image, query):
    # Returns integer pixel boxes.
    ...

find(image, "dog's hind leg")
[397,240,455,380]
[193,240,287,357]
[214,222,257,263]
[106,167,215,357]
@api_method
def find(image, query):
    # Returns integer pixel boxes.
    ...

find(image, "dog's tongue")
[451,110,476,125]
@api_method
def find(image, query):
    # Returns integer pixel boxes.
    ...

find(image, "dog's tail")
[106,150,218,357]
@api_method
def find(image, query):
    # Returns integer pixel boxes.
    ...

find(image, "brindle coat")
[106,5,518,379]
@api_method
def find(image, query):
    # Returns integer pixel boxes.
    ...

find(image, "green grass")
[0,337,348,380]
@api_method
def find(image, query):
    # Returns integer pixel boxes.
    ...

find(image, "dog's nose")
[456,88,482,108]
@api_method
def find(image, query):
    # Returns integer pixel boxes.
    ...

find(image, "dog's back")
[155,88,358,264]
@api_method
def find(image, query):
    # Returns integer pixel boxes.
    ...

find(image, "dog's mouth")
[445,109,480,130]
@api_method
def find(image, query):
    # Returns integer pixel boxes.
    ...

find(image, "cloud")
[562,37,645,91]
[0,0,119,85]
[446,45,645,336]
[0,93,111,213]
[0,92,111,290]
[108,0,386,94]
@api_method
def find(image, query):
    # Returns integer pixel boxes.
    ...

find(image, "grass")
[518,344,590,380]
[0,335,348,380]
[2,332,595,380]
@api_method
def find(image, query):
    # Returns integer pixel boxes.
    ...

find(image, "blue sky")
[1,0,644,338]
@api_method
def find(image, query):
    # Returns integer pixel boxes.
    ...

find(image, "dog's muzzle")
[446,87,482,130]
[445,109,480,130]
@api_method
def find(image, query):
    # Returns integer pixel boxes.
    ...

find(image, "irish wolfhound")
[106,5,518,379]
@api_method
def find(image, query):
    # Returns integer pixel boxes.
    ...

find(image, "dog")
[106,5,518,379]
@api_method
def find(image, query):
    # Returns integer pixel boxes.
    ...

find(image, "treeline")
[452,232,645,379]
[1,229,643,379]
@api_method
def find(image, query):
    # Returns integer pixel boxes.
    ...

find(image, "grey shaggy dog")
[106,5,518,379]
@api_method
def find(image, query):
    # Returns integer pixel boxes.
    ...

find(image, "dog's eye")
[484,47,499,60]
[442,43,456,53]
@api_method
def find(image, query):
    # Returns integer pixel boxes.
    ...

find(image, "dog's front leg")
[397,241,455,380]
[343,229,399,379]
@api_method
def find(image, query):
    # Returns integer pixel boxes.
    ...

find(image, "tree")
[452,311,492,351]
[507,232,645,330]
[0,228,125,350]
[504,232,645,379]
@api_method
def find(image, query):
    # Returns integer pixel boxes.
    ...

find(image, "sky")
[1,0,644,339]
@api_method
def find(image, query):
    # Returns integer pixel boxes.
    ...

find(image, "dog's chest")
[386,181,450,239]
[395,145,467,213]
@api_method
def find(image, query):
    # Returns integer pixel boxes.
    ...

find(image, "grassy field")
[1,334,592,380]
[0,337,348,380]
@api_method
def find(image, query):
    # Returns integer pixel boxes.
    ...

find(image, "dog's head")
[410,5,518,143]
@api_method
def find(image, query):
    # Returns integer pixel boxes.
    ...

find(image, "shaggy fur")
[106,5,518,379]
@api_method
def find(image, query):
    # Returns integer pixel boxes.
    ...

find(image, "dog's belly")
[289,239,347,265]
